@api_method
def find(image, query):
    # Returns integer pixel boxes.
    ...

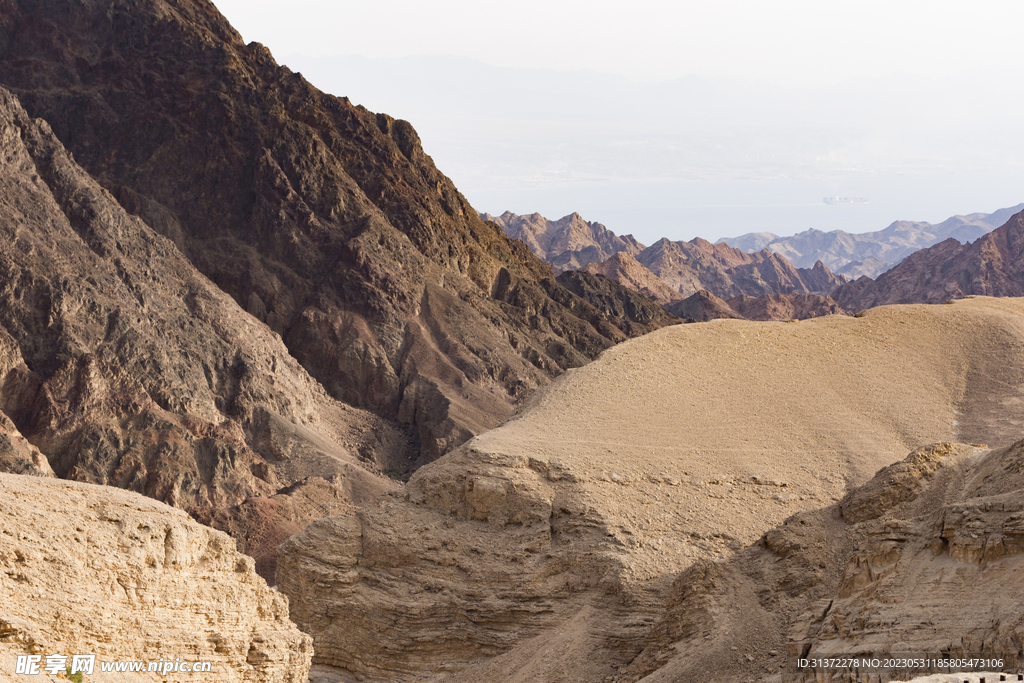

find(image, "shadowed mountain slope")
[0,0,658,463]
[0,85,405,579]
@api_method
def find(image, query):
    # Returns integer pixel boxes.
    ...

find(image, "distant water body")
[465,171,1024,246]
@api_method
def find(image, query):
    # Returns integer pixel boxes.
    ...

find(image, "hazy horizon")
[213,1,1024,243]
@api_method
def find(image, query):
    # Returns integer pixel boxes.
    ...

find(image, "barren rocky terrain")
[1,1,1023,682]
[279,296,1024,682]
[0,84,407,580]
[836,210,1024,311]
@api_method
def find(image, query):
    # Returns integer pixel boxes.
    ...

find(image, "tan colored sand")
[474,296,1024,571]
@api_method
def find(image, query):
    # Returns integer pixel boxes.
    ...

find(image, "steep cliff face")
[0,473,312,682]
[835,209,1024,311]
[0,86,405,579]
[0,0,652,462]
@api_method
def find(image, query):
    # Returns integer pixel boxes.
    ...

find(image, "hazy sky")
[210,0,1024,241]
[215,0,1024,86]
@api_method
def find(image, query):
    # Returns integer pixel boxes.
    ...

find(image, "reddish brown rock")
[664,290,742,322]
[584,252,679,304]
[637,238,847,300]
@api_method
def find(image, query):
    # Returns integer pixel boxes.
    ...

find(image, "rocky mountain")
[663,290,742,322]
[279,296,1024,681]
[486,208,858,322]
[719,231,779,253]
[0,0,662,471]
[721,204,1024,278]
[0,473,312,682]
[835,208,1024,311]
[635,237,846,299]
[484,210,645,274]
[551,271,681,335]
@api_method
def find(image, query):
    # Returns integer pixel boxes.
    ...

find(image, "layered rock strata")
[0,473,312,682]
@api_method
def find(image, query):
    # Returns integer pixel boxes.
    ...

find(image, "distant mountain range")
[718,204,1023,278]
[481,211,643,274]
[486,204,1024,321]
[834,209,1024,309]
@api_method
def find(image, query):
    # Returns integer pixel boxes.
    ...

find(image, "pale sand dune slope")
[279,297,1024,682]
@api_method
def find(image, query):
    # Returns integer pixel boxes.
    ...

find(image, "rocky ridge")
[278,296,1024,681]
[725,292,847,321]
[0,473,312,682]
[635,237,846,300]
[0,0,660,467]
[720,204,1024,277]
[491,209,849,321]
[584,252,680,305]
[616,439,1024,682]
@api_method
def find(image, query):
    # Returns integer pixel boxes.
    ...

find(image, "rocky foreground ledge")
[0,473,312,682]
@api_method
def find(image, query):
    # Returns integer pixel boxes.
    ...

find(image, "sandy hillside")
[279,296,1024,682]
[476,295,1024,561]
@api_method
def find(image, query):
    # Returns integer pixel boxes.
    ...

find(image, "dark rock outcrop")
[552,271,681,334]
